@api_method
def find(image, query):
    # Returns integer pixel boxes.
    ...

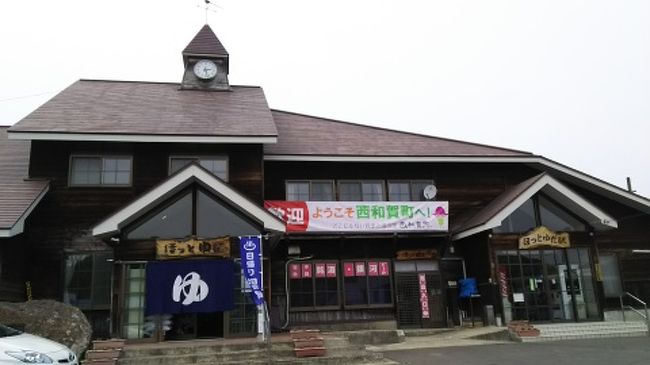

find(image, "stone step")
[118,348,294,365]
[122,342,292,358]
[521,328,648,342]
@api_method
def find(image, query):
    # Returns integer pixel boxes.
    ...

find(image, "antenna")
[197,0,222,23]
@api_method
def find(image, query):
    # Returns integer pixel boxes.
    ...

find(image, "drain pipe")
[282,255,314,329]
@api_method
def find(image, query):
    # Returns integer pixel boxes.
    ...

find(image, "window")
[388,180,434,201]
[169,156,228,181]
[494,194,588,233]
[126,186,260,240]
[63,252,113,310]
[286,181,334,201]
[338,181,384,201]
[70,156,132,186]
[288,261,340,310]
[342,260,393,308]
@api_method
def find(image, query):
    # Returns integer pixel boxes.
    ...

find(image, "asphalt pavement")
[383,336,650,365]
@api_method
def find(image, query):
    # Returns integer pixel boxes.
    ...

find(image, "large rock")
[0,300,91,355]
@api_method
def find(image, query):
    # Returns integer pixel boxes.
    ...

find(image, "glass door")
[117,263,155,342]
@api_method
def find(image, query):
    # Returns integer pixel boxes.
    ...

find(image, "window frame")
[337,180,386,201]
[387,180,435,201]
[168,155,229,181]
[285,180,335,201]
[341,259,394,309]
[69,155,133,187]
[288,260,341,311]
[62,251,114,311]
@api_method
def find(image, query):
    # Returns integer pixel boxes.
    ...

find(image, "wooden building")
[1,25,649,342]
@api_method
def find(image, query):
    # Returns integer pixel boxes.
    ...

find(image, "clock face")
[423,185,438,200]
[193,59,218,80]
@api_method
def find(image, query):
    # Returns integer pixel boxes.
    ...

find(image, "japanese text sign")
[239,236,265,305]
[419,273,430,319]
[156,237,230,259]
[265,201,449,233]
[519,226,570,250]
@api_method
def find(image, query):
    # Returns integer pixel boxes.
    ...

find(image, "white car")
[0,324,77,364]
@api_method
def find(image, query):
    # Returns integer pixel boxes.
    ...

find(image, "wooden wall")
[23,140,264,299]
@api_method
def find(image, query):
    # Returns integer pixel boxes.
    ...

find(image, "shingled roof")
[265,110,531,157]
[0,127,49,236]
[183,24,228,56]
[8,80,277,142]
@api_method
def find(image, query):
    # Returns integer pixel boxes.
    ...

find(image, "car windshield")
[0,324,22,337]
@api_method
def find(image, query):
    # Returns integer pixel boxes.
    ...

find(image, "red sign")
[326,263,337,278]
[498,267,509,298]
[379,261,390,277]
[368,262,379,276]
[315,263,326,278]
[419,273,430,319]
[289,264,301,279]
[343,262,354,277]
[355,262,366,276]
[264,201,309,232]
[302,263,312,278]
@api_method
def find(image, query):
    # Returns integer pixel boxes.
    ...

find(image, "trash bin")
[483,305,495,326]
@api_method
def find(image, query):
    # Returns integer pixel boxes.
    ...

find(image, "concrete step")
[518,321,648,342]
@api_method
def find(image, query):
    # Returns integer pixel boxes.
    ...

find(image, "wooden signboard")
[156,237,230,259]
[396,249,438,261]
[518,226,570,250]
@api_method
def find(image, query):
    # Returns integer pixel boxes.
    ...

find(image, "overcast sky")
[1,1,648,196]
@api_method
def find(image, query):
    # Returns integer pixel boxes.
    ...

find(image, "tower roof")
[183,24,229,56]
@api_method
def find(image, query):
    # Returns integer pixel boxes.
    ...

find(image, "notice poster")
[343,262,355,277]
[302,263,312,278]
[355,262,366,276]
[326,263,337,278]
[315,263,326,278]
[379,261,390,276]
[289,263,301,279]
[368,262,379,276]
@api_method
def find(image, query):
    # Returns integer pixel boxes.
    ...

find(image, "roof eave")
[8,132,277,144]
[0,183,50,238]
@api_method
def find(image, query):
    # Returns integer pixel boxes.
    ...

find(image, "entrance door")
[394,261,445,328]
[497,248,599,323]
[166,312,224,340]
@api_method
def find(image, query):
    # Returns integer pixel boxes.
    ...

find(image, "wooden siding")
[23,140,264,299]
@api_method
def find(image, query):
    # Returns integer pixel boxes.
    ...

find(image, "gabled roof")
[8,80,277,143]
[265,110,531,157]
[0,127,49,237]
[453,173,618,240]
[183,24,229,56]
[92,163,285,238]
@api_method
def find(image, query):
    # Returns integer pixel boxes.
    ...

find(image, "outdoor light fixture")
[632,249,650,254]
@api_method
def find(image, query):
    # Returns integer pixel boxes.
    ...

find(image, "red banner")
[419,273,430,319]
[302,263,312,278]
[289,263,301,279]
[498,266,509,298]
[343,262,354,277]
[315,263,326,278]
[355,262,366,276]
[368,262,379,276]
[379,261,390,277]
[326,263,337,278]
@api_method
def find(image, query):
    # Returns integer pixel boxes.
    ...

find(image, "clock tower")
[181,24,230,91]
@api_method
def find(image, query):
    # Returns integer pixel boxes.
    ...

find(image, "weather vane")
[199,0,222,24]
